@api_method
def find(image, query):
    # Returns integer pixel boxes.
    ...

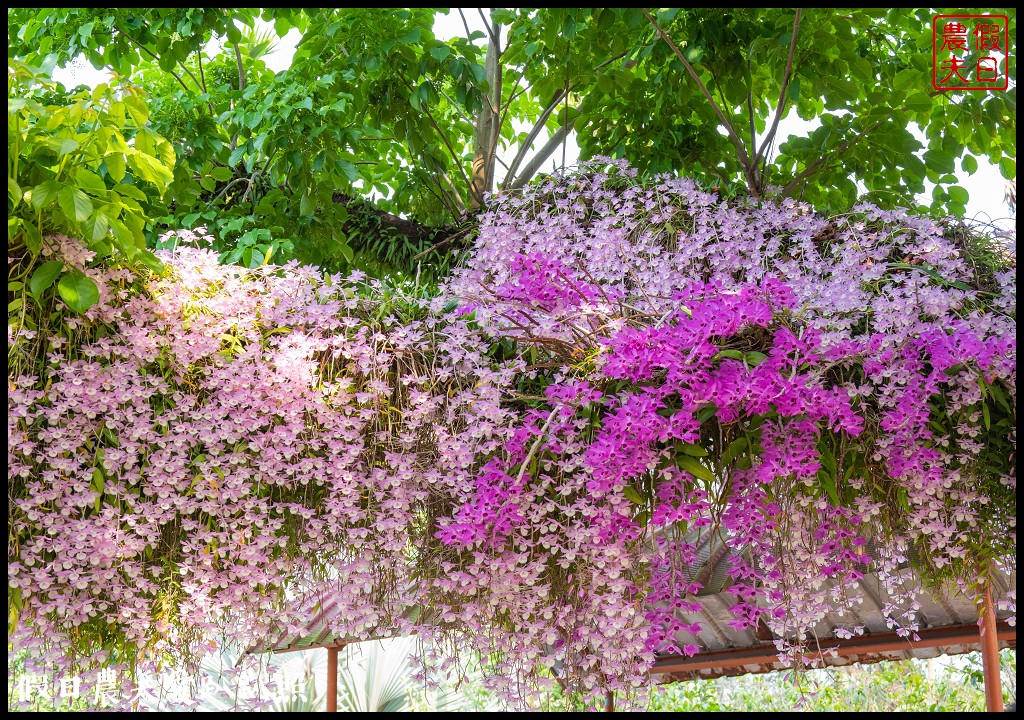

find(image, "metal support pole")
[981,587,1004,712]
[605,689,614,712]
[326,646,338,712]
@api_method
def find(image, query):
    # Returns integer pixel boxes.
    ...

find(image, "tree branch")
[174,56,205,94]
[208,177,252,207]
[432,161,469,214]
[332,192,439,244]
[561,39,570,171]
[477,8,501,54]
[197,50,207,93]
[233,41,246,92]
[498,69,526,117]
[501,48,632,192]
[397,74,471,196]
[470,23,501,208]
[412,222,477,260]
[754,9,802,175]
[509,121,573,190]
[781,117,886,197]
[116,22,205,94]
[746,61,756,162]
[594,48,633,72]
[113,24,192,94]
[438,88,475,124]
[457,9,473,44]
[501,88,566,191]
[322,43,349,68]
[642,9,759,195]
[415,165,462,219]
[487,18,503,192]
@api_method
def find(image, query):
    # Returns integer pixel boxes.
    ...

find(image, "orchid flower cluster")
[8,161,1016,709]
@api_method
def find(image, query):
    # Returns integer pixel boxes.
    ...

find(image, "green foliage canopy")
[8,8,1016,276]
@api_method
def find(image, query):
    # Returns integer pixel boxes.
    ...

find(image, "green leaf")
[76,167,108,194]
[138,249,165,274]
[57,272,100,313]
[715,349,744,361]
[83,211,110,241]
[128,152,173,190]
[105,153,126,182]
[397,27,421,44]
[338,159,358,183]
[157,138,175,168]
[22,223,41,255]
[50,137,80,157]
[677,456,716,484]
[115,183,147,201]
[91,467,105,494]
[961,155,978,175]
[745,351,768,366]
[817,468,839,504]
[999,158,1016,180]
[299,191,315,217]
[683,44,704,64]
[624,7,644,27]
[429,45,451,62]
[28,260,64,299]
[787,76,800,102]
[904,92,931,114]
[721,436,748,466]
[623,486,645,505]
[695,403,717,423]
[338,242,354,263]
[123,94,149,126]
[818,443,837,477]
[107,100,126,127]
[989,385,1011,415]
[948,185,969,205]
[241,247,264,268]
[678,442,708,458]
[58,185,93,222]
[228,145,247,167]
[9,178,23,207]
[893,69,917,91]
[982,402,990,431]
[924,150,954,173]
[134,126,160,156]
[31,180,63,210]
[211,166,233,182]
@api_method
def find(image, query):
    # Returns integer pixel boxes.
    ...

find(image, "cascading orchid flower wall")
[7,161,1016,709]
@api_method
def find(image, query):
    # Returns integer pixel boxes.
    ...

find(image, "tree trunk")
[469,16,501,210]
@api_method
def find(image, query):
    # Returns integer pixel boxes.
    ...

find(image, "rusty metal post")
[981,587,1004,712]
[605,689,614,712]
[326,646,338,712]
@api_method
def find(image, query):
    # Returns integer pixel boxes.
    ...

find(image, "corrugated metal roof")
[248,590,423,655]
[657,530,1016,679]
[252,531,1015,681]
[655,620,1016,682]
